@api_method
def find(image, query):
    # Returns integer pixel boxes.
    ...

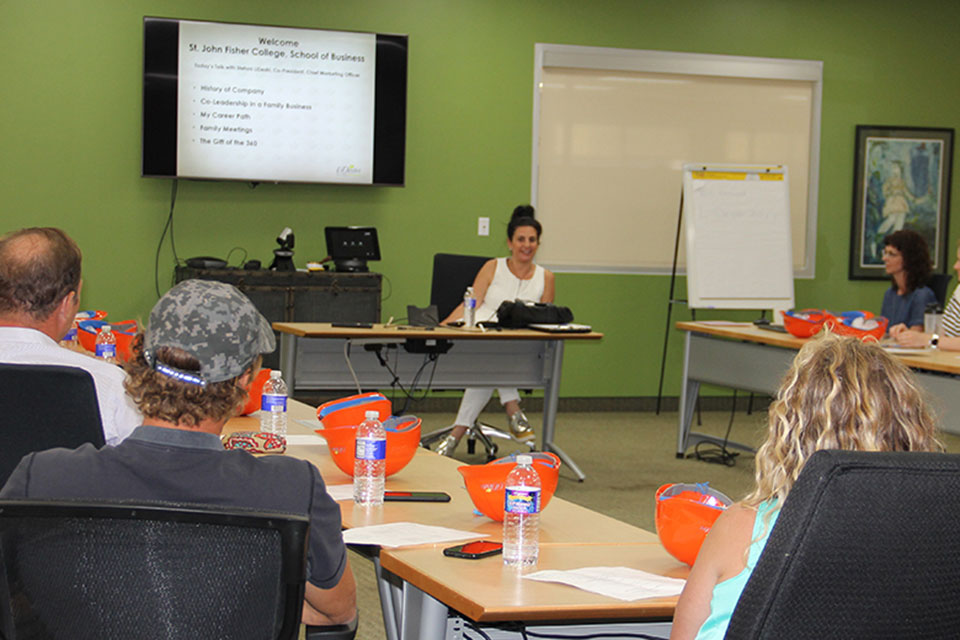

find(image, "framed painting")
[849,125,954,279]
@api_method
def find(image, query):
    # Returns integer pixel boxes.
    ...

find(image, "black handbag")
[495,300,574,328]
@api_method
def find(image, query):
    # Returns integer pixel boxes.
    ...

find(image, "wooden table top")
[225,402,656,544]
[676,320,960,375]
[272,322,603,341]
[379,542,685,622]
[226,401,684,622]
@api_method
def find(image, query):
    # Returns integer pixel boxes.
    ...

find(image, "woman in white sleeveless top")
[436,205,556,456]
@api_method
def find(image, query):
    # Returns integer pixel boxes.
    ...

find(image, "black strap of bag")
[495,300,574,328]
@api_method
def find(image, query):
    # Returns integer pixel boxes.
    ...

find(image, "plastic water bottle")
[259,370,288,437]
[95,325,117,363]
[925,301,944,335]
[463,287,477,328]
[354,410,386,506]
[503,454,541,567]
[60,319,79,348]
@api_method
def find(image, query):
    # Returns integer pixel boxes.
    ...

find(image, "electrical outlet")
[478,217,490,236]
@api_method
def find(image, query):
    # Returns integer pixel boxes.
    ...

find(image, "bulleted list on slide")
[176,20,376,183]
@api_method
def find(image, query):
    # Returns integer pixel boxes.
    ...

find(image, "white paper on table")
[523,566,686,601]
[342,522,487,548]
[286,433,328,446]
[326,484,355,502]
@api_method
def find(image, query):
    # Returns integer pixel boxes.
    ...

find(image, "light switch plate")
[478,217,490,236]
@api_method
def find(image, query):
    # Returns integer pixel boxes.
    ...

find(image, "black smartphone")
[383,491,451,503]
[331,322,373,329]
[443,540,503,559]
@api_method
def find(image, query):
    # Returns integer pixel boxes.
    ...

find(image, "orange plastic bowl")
[831,312,888,342]
[240,368,273,416]
[320,415,421,478]
[316,392,392,428]
[77,319,138,362]
[655,483,731,566]
[75,309,108,321]
[781,309,834,338]
[458,452,561,522]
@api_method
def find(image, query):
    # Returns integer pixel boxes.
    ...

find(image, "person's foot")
[508,411,535,442]
[435,433,461,457]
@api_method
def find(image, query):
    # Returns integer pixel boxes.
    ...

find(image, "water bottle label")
[261,394,287,412]
[505,487,541,514]
[64,327,77,341]
[355,437,386,461]
[466,298,476,309]
[95,344,116,358]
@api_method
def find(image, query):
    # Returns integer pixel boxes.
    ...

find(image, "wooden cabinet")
[174,267,381,369]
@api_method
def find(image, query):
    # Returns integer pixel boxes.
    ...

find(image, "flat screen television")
[142,17,407,186]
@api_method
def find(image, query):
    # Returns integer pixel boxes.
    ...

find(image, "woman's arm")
[894,329,960,351]
[670,503,755,640]
[540,269,555,304]
[440,259,497,324]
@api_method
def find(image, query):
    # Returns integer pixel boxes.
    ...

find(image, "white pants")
[455,387,520,426]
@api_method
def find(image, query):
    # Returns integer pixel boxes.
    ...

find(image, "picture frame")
[849,125,954,280]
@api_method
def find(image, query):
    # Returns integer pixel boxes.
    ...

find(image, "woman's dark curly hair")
[123,333,253,426]
[884,229,932,293]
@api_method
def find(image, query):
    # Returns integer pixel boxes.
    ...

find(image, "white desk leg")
[677,331,699,458]
[400,581,448,640]
[279,331,297,392]
[541,341,586,482]
[374,556,402,640]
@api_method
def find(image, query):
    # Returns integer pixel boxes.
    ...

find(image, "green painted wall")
[2,0,958,398]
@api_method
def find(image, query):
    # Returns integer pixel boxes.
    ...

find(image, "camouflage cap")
[145,280,276,384]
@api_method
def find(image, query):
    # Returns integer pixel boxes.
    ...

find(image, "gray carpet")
[317,407,960,639]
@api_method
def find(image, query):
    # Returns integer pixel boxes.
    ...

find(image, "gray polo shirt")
[0,425,346,589]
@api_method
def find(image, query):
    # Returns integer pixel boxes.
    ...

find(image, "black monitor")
[325,227,380,272]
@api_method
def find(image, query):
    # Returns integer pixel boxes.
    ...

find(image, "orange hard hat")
[655,483,732,566]
[316,392,392,428]
[320,415,421,478]
[458,452,561,522]
[240,368,273,415]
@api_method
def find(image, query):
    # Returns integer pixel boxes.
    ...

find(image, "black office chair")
[419,253,535,459]
[725,450,960,639]
[0,363,105,487]
[927,272,953,307]
[0,500,357,640]
[428,252,491,321]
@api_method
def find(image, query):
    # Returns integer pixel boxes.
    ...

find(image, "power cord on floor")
[465,620,667,639]
[691,390,740,467]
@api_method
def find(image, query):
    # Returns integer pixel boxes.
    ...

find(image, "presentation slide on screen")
[177,21,376,183]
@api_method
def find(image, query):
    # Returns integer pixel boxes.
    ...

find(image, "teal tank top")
[693,500,780,640]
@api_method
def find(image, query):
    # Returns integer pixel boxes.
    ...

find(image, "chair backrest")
[927,272,953,307]
[0,364,105,487]
[725,450,960,639]
[0,500,309,640]
[429,253,490,321]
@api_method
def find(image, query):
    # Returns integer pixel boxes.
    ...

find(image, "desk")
[226,402,683,640]
[273,322,603,481]
[675,321,960,457]
[379,543,679,639]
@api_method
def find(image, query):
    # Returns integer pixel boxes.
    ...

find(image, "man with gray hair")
[0,227,139,444]
[1,279,356,626]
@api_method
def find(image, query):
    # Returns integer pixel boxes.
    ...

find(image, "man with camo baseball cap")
[0,279,358,626]
[144,279,275,386]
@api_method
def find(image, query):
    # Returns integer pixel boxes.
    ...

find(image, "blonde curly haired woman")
[671,332,942,640]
